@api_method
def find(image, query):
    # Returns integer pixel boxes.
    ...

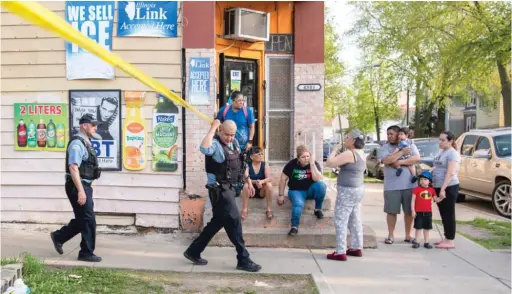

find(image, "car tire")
[367,169,373,177]
[492,180,511,219]
[456,194,466,203]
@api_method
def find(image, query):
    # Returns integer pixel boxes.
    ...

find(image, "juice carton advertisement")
[152,93,179,172]
[123,91,147,171]
[14,103,68,152]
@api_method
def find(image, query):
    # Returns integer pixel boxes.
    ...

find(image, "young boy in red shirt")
[411,171,439,249]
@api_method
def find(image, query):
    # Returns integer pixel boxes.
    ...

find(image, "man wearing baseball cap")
[50,113,103,262]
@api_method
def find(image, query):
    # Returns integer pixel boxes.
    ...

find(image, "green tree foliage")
[348,1,511,133]
[324,8,345,121]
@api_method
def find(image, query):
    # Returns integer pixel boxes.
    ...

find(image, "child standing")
[411,170,439,249]
[392,127,417,182]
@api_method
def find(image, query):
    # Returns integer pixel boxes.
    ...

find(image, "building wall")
[476,98,501,129]
[1,2,183,229]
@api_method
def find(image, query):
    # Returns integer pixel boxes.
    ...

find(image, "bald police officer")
[50,114,102,262]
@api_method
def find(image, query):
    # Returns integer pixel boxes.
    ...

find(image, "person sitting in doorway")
[241,146,274,221]
[278,145,327,236]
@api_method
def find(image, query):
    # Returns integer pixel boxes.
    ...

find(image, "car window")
[475,137,491,152]
[461,135,477,156]
[415,141,439,157]
[493,134,511,157]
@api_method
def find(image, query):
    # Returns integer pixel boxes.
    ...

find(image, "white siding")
[1,2,183,228]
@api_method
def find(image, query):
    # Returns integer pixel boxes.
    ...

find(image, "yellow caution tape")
[1,1,213,123]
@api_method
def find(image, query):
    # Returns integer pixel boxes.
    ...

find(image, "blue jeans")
[288,181,327,228]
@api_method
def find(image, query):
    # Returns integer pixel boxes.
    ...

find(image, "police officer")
[184,119,262,272]
[50,114,102,262]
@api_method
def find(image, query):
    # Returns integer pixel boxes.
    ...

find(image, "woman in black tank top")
[241,147,274,220]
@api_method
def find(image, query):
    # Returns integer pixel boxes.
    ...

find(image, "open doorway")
[219,54,260,147]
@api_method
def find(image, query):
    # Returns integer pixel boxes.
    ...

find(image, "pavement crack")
[309,248,323,274]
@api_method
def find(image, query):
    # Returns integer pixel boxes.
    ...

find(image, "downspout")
[181,48,187,190]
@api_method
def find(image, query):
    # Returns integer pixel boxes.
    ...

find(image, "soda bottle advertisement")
[13,103,68,152]
[152,93,179,172]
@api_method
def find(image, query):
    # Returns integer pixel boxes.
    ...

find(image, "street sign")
[297,84,322,91]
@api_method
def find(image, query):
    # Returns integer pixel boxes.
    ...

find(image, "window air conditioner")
[224,8,270,42]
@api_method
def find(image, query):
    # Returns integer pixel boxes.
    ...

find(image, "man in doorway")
[218,91,255,152]
[378,125,421,244]
[183,119,261,272]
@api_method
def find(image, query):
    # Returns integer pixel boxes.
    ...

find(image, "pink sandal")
[436,242,455,249]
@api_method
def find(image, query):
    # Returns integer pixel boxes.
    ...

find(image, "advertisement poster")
[69,90,122,171]
[123,91,147,171]
[152,93,179,172]
[230,70,241,91]
[117,1,178,37]
[188,57,210,105]
[65,1,115,80]
[14,103,68,152]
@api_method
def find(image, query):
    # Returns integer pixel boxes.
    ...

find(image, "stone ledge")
[1,263,23,293]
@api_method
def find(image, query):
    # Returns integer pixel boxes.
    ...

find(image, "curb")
[312,273,333,294]
[1,263,23,293]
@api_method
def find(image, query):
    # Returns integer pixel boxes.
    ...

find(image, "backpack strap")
[222,105,230,121]
[243,106,248,120]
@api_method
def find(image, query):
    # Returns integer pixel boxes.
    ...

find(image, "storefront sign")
[188,57,210,105]
[65,1,115,80]
[297,84,322,91]
[14,103,68,152]
[117,1,178,37]
[69,90,122,171]
[265,34,294,53]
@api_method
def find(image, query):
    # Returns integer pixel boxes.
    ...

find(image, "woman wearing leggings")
[325,129,367,261]
[432,130,461,249]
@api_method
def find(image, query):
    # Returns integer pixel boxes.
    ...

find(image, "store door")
[219,55,260,147]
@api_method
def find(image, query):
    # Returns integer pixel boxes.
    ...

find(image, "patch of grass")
[364,177,383,184]
[10,253,164,294]
[434,218,511,249]
[323,170,337,179]
[1,256,20,266]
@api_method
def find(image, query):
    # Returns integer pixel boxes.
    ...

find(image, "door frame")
[264,54,295,163]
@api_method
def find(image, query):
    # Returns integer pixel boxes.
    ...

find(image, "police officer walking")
[184,119,262,272]
[50,114,102,262]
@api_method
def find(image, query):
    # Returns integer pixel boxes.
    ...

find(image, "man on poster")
[183,119,261,272]
[50,114,102,262]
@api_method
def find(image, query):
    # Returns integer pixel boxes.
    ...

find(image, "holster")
[206,183,221,206]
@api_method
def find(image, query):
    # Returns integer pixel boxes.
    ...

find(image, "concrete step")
[1,263,23,293]
[241,209,335,229]
[242,194,333,212]
[208,225,378,249]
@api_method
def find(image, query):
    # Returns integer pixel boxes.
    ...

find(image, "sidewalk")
[1,182,510,293]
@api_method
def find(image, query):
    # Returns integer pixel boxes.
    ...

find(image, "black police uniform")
[51,131,101,261]
[184,136,261,272]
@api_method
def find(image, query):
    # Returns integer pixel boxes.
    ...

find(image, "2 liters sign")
[297,84,322,91]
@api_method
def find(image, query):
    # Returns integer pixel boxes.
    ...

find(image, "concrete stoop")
[1,263,23,293]
[206,191,378,249]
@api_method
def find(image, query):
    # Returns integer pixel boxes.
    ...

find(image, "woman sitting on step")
[325,129,367,261]
[241,146,274,221]
[278,145,327,236]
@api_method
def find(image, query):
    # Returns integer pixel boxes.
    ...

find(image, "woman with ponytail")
[432,130,461,249]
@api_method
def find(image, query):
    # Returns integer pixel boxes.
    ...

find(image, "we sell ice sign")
[65,1,115,80]
[117,1,178,37]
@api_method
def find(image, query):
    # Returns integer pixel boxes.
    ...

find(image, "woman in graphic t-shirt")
[432,130,461,249]
[277,145,327,236]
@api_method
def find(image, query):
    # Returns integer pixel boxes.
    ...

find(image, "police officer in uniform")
[50,114,102,262]
[184,119,262,272]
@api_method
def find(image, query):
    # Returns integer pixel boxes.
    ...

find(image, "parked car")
[323,142,335,161]
[363,143,380,158]
[365,138,438,180]
[456,128,511,218]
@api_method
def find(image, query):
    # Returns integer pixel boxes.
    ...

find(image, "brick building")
[0,1,325,233]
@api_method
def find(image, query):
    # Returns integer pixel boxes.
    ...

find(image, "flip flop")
[385,238,394,244]
[266,210,274,220]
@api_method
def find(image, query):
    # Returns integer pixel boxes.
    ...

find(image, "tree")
[324,7,346,127]
[345,63,401,137]
[347,1,511,134]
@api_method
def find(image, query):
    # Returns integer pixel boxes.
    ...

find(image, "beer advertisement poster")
[14,103,68,152]
[69,90,122,171]
[117,1,178,37]
[65,1,115,80]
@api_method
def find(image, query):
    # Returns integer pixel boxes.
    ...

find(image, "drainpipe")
[181,48,187,190]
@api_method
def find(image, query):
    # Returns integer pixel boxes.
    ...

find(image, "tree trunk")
[497,61,511,127]
[436,104,446,134]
